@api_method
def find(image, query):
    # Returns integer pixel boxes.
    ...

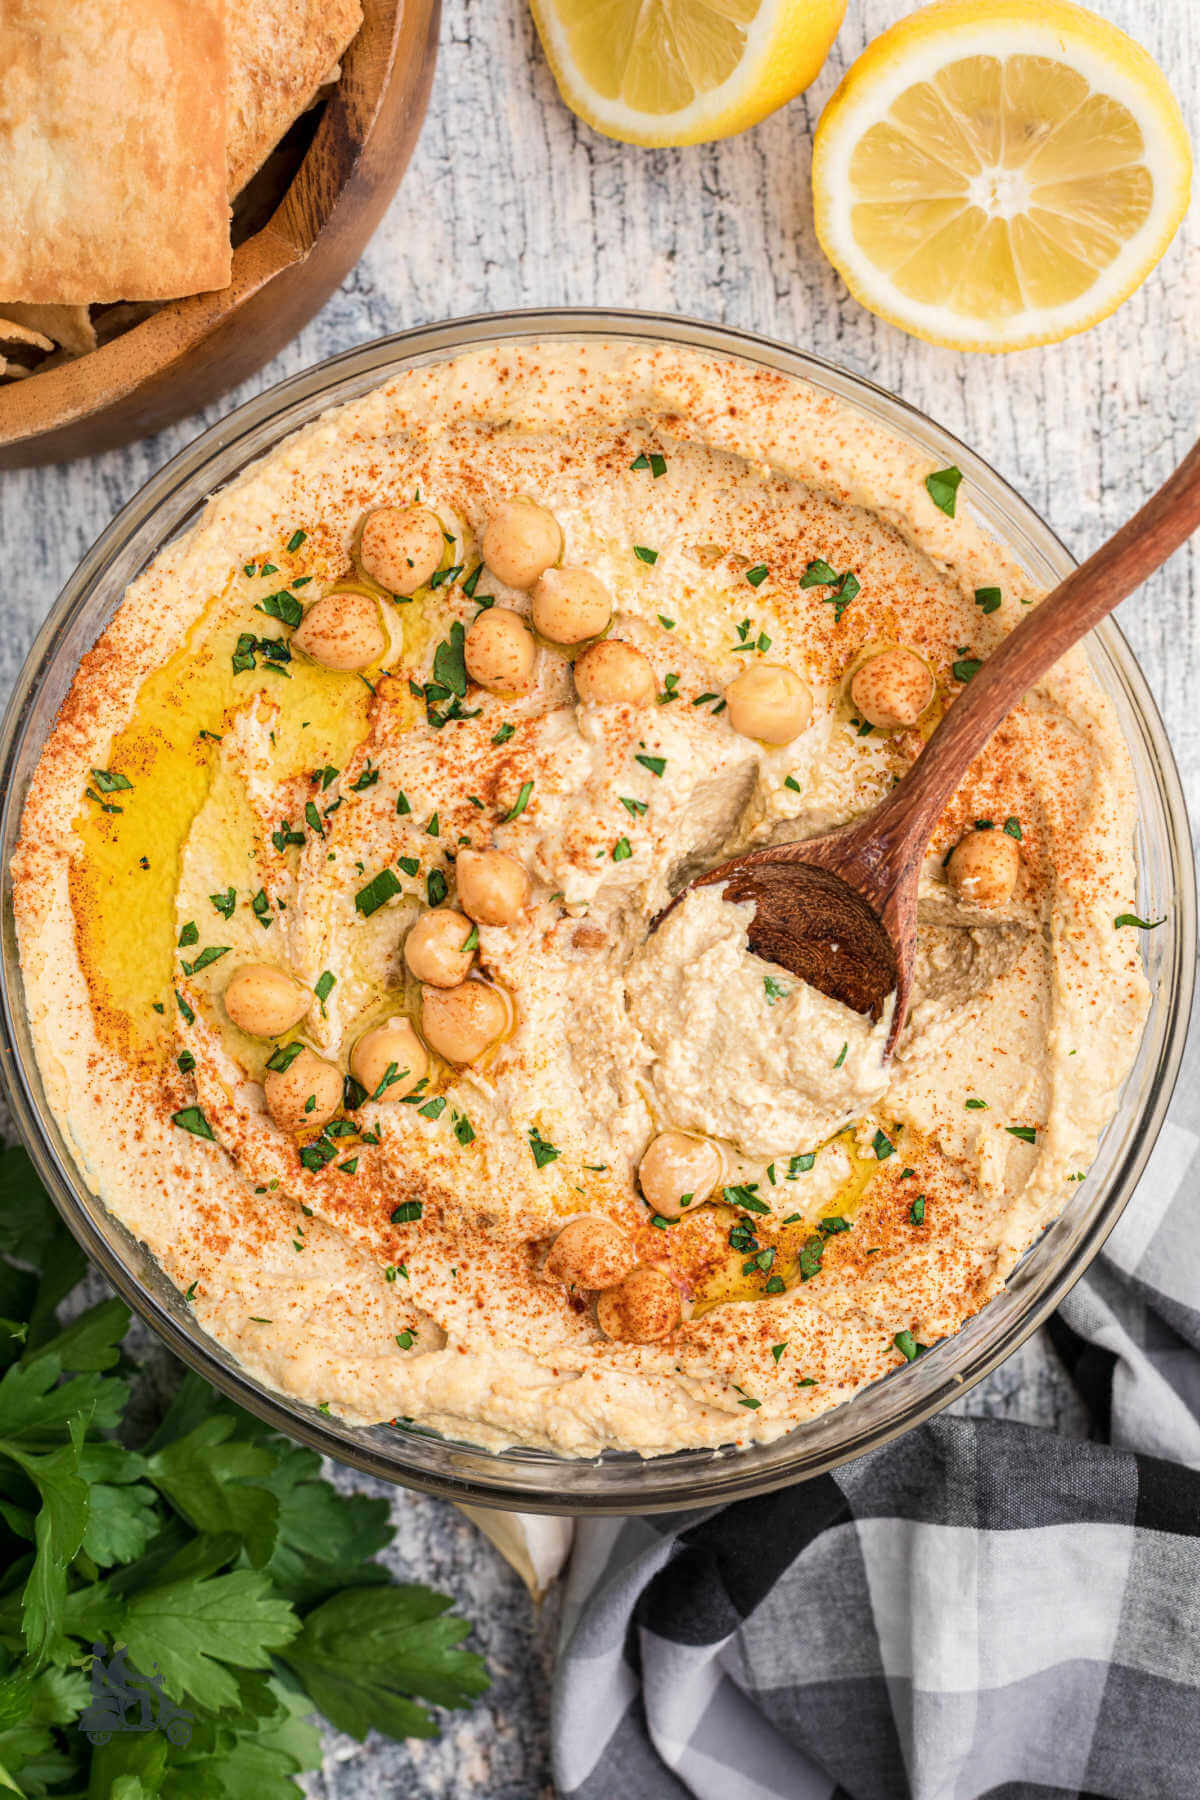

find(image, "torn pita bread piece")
[226,0,364,197]
[0,318,53,356]
[0,303,96,358]
[0,0,230,304]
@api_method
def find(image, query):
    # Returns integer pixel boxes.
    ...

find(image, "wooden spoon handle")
[881,438,1200,850]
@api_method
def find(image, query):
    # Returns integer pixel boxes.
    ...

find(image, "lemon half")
[812,0,1192,351]
[530,0,847,147]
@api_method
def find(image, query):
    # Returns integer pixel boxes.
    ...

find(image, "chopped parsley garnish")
[633,545,658,565]
[432,620,468,696]
[657,614,675,630]
[619,796,648,816]
[305,800,324,837]
[178,921,198,947]
[426,812,440,837]
[397,855,419,877]
[734,1388,761,1410]
[427,869,448,906]
[266,1041,305,1073]
[784,775,802,793]
[428,563,465,590]
[910,1195,926,1225]
[611,837,632,861]
[462,564,485,598]
[1004,816,1023,840]
[453,1113,476,1147]
[800,558,838,587]
[350,762,380,792]
[634,753,666,778]
[952,653,983,683]
[461,924,479,951]
[763,976,789,1005]
[798,1237,825,1282]
[299,1140,337,1173]
[528,1127,561,1169]
[419,1096,447,1120]
[630,451,667,477]
[745,565,769,587]
[209,887,236,918]
[396,1329,415,1350]
[257,589,303,628]
[90,767,133,795]
[894,1330,924,1362]
[872,1129,895,1160]
[355,867,402,916]
[339,1158,360,1175]
[272,821,305,851]
[800,560,859,621]
[171,1106,214,1141]
[723,1183,770,1215]
[965,1098,988,1110]
[1006,1125,1038,1144]
[232,632,292,677]
[504,781,533,822]
[788,1153,815,1177]
[1114,912,1165,930]
[491,722,516,746]
[395,791,412,816]
[771,1342,788,1363]
[818,1216,851,1237]
[925,467,963,517]
[390,1201,423,1225]
[179,945,230,976]
[833,1043,848,1069]
[975,586,1002,614]
[250,889,272,928]
[174,988,195,1025]
[177,1051,195,1074]
[286,529,307,552]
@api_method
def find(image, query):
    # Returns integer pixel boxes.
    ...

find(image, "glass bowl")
[0,311,1192,1514]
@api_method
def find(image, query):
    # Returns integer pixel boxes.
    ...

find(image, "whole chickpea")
[404,908,477,987]
[725,663,812,745]
[850,648,934,730]
[464,607,536,695]
[482,498,563,589]
[224,964,309,1038]
[531,567,612,645]
[946,828,1021,908]
[359,505,445,596]
[292,592,387,672]
[544,1217,633,1290]
[638,1131,722,1220]
[455,848,529,926]
[350,1018,429,1101]
[263,1046,343,1134]
[421,981,508,1064]
[596,1266,682,1344]
[574,640,655,707]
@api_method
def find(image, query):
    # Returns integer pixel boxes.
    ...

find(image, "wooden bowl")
[0,0,439,469]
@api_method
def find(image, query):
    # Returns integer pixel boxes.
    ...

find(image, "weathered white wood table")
[1,2,1195,1793]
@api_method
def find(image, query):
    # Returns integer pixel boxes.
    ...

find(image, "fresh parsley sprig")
[0,1145,489,1790]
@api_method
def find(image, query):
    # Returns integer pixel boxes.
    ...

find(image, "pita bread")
[0,302,95,356]
[0,317,53,354]
[0,0,230,303]
[226,0,363,197]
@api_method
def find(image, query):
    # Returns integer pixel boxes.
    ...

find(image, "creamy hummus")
[14,340,1150,1456]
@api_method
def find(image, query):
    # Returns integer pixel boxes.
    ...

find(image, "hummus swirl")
[14,341,1150,1456]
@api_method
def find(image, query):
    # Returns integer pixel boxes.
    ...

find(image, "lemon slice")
[812,0,1191,350]
[529,0,847,147]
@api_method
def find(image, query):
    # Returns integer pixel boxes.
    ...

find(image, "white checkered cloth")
[552,994,1200,1800]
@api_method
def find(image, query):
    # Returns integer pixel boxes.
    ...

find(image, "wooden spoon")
[673,440,1200,1054]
